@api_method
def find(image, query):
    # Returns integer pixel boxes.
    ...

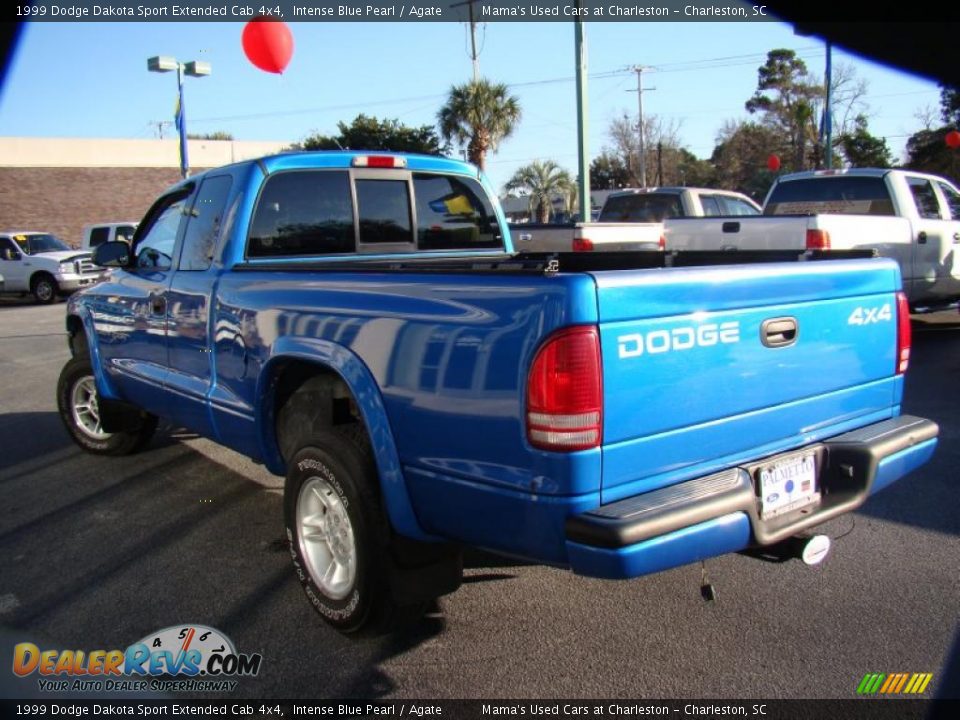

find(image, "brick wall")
[0,167,211,248]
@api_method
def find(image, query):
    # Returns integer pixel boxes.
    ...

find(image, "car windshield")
[13,233,71,254]
[598,194,683,222]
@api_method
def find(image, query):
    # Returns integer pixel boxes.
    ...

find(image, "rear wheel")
[31,273,58,304]
[285,427,432,634]
[57,356,157,455]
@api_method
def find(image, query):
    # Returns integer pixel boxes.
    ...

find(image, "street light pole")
[147,55,211,180]
[176,63,188,179]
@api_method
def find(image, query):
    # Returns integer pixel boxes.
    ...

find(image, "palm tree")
[505,160,575,224]
[438,79,521,172]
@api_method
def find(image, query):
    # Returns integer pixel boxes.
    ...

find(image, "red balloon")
[242,17,294,74]
[767,154,781,172]
[946,130,960,149]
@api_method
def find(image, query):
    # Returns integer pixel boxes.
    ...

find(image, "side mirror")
[92,240,131,268]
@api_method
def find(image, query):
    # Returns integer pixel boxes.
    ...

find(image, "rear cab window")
[765,176,896,216]
[599,193,683,222]
[246,167,503,258]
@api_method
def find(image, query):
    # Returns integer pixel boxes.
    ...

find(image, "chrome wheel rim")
[296,477,357,600]
[36,281,54,302]
[71,375,111,440]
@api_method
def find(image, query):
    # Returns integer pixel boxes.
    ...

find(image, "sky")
[0,17,944,192]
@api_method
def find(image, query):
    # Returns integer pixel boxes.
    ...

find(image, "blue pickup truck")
[58,151,938,634]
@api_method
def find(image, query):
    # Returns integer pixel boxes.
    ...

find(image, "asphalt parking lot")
[0,298,957,701]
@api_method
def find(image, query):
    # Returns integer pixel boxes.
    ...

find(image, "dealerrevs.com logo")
[12,625,262,693]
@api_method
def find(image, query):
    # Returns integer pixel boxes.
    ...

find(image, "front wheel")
[57,356,157,455]
[31,274,58,304]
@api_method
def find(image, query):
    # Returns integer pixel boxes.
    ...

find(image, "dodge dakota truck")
[664,168,960,309]
[510,187,760,253]
[58,152,938,634]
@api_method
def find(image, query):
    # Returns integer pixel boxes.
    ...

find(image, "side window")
[356,179,413,246]
[700,196,723,217]
[116,225,137,244]
[907,178,943,220]
[88,227,109,247]
[413,174,502,251]
[248,171,354,257]
[179,175,233,271]
[936,181,960,220]
[134,192,190,270]
[0,237,20,260]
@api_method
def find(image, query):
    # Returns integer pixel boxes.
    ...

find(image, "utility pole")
[630,66,654,188]
[574,7,590,221]
[149,121,173,140]
[451,0,481,81]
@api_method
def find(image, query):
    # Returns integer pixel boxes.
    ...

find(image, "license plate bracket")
[757,452,820,520]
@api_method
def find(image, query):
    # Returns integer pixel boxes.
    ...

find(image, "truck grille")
[77,258,99,275]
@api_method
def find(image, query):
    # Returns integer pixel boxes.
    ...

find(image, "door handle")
[917,231,928,244]
[518,232,533,242]
[761,317,798,348]
[150,294,166,315]
[953,233,960,242]
[722,222,740,233]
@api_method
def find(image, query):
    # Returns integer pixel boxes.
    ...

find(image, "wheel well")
[30,270,55,287]
[66,315,88,358]
[272,359,364,465]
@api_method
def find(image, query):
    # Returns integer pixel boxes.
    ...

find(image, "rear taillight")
[896,291,911,375]
[526,326,603,451]
[573,237,594,252]
[805,229,831,250]
[658,234,666,251]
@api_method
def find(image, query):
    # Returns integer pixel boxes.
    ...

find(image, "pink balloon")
[242,17,294,74]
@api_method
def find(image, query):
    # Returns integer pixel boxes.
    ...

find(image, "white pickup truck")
[510,187,760,254]
[0,231,108,303]
[664,169,960,309]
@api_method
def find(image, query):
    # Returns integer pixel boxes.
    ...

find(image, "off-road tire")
[284,426,419,634]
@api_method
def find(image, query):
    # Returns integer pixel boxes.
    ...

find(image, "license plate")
[758,452,819,520]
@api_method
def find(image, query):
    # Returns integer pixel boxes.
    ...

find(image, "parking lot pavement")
[0,303,957,700]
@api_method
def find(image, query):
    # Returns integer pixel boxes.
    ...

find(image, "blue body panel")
[66,151,936,578]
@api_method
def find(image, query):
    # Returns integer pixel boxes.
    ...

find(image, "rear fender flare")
[257,336,435,542]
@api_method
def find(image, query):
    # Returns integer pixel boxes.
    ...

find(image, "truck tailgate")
[594,258,903,503]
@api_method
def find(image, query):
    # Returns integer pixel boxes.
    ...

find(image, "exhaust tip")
[801,534,831,566]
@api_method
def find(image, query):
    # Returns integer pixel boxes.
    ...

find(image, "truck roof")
[776,168,893,182]
[605,187,751,199]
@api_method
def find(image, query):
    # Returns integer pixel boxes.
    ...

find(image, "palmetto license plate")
[758,452,820,520]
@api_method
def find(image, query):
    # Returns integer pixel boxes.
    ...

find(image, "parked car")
[664,168,960,309]
[59,152,936,634]
[81,222,138,250]
[511,187,760,253]
[0,231,108,304]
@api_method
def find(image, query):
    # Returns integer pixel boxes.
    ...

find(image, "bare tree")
[605,113,684,186]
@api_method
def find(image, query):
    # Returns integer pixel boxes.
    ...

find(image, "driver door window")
[135,193,190,270]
